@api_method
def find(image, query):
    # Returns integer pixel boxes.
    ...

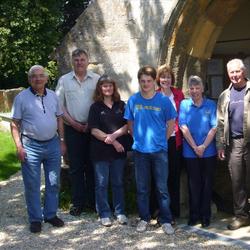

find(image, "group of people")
[10,48,250,236]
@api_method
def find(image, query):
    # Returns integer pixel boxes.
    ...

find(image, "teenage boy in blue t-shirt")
[124,66,177,234]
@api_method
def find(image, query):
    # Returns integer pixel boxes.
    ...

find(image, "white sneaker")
[162,223,175,235]
[117,214,128,225]
[136,220,148,232]
[100,217,112,227]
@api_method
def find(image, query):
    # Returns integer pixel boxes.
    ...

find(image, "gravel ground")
[0,171,244,250]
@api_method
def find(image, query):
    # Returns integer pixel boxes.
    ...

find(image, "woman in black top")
[88,75,128,227]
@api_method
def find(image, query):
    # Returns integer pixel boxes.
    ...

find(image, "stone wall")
[0,88,23,112]
[56,0,242,99]
[56,0,178,100]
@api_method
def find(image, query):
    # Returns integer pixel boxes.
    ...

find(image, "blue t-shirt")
[124,92,177,153]
[229,86,245,137]
[179,98,217,158]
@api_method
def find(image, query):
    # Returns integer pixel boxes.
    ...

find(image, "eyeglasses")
[31,74,47,79]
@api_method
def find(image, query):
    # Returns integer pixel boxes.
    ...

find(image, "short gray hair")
[28,65,48,78]
[227,58,246,71]
[72,48,89,58]
[188,75,203,88]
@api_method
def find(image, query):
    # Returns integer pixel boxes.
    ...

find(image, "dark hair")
[156,64,175,87]
[137,65,157,80]
[93,74,120,102]
[72,48,89,58]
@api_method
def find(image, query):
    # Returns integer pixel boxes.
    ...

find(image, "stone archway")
[159,0,246,94]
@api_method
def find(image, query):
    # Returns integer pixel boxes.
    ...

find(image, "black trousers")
[228,138,250,218]
[64,125,95,208]
[167,136,182,217]
[186,156,216,221]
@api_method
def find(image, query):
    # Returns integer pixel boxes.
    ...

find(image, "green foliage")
[0,0,92,89]
[0,131,20,181]
[45,60,59,90]
[0,0,63,89]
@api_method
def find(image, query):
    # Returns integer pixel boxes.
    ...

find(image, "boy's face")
[139,74,155,94]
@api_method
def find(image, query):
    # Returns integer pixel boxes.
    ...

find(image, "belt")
[21,134,57,143]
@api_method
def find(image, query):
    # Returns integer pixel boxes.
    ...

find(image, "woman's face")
[101,82,114,97]
[159,72,172,89]
[189,84,203,103]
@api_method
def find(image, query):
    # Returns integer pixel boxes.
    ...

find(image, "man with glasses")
[10,65,66,233]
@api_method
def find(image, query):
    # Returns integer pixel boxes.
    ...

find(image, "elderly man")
[217,58,250,230]
[10,65,66,233]
[56,49,100,216]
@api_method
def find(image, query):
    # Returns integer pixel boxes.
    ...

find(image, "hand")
[104,133,117,144]
[218,149,225,160]
[60,141,67,156]
[112,140,125,153]
[16,146,26,162]
[71,121,88,133]
[195,144,206,158]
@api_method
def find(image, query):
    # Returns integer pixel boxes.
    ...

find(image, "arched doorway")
[159,0,249,213]
[159,0,247,95]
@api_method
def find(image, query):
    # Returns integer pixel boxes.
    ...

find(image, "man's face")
[227,62,246,88]
[72,53,89,74]
[139,74,155,94]
[29,68,48,91]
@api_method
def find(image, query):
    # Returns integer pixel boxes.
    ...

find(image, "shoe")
[117,214,128,225]
[171,220,176,226]
[162,223,175,235]
[100,217,112,227]
[69,206,83,216]
[227,217,250,230]
[201,219,210,228]
[30,222,42,233]
[136,220,148,232]
[187,219,198,226]
[44,216,64,227]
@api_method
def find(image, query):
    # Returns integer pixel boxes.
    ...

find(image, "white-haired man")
[10,65,66,233]
[217,58,250,230]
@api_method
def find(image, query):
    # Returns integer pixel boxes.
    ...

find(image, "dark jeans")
[150,137,182,218]
[186,156,216,221]
[134,150,172,224]
[93,159,126,218]
[228,138,250,218]
[64,125,95,208]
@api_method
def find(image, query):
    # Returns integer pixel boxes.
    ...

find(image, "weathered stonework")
[0,88,23,112]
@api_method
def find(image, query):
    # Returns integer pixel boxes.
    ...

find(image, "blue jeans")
[21,136,61,223]
[93,158,126,218]
[134,150,172,224]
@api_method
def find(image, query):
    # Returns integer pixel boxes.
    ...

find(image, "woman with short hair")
[179,75,217,228]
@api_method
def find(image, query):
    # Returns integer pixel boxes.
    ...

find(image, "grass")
[0,131,20,181]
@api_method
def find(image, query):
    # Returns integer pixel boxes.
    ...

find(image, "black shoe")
[187,219,198,226]
[69,206,83,216]
[30,222,42,233]
[201,219,210,228]
[44,216,64,227]
[227,217,249,230]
